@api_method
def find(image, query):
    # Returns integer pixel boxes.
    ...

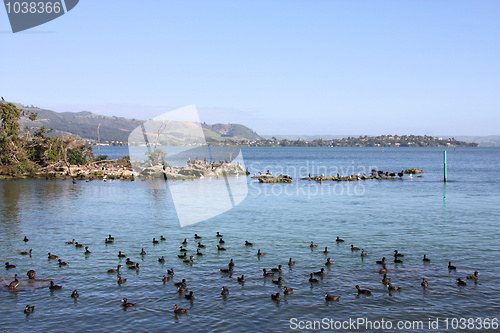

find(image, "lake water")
[1,147,499,332]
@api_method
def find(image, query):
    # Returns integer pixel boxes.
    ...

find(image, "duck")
[423,254,430,262]
[182,238,188,245]
[174,279,187,287]
[272,277,283,285]
[173,304,187,314]
[271,292,281,301]
[379,264,388,274]
[325,292,340,301]
[58,259,68,266]
[75,242,83,248]
[197,242,206,248]
[108,265,121,273]
[108,235,115,240]
[27,270,36,279]
[237,275,245,283]
[325,258,332,266]
[179,246,187,252]
[47,253,58,259]
[355,285,372,295]
[5,262,16,269]
[118,251,126,258]
[360,249,368,257]
[336,236,345,242]
[105,238,113,244]
[220,286,229,295]
[219,238,225,244]
[257,249,266,256]
[466,271,479,281]
[263,269,275,277]
[183,256,194,264]
[71,289,79,298]
[184,291,195,300]
[448,262,457,270]
[125,258,135,266]
[23,236,29,242]
[351,245,360,251]
[167,268,174,275]
[196,249,203,256]
[117,276,127,284]
[152,238,159,244]
[271,265,282,273]
[421,278,429,287]
[8,274,19,290]
[162,275,170,283]
[288,258,295,266]
[388,283,401,291]
[457,278,467,286]
[309,273,319,283]
[194,234,202,239]
[376,257,386,265]
[24,305,35,314]
[217,245,226,251]
[65,239,75,245]
[216,232,223,237]
[20,249,32,255]
[140,248,147,255]
[283,286,294,295]
[228,259,235,268]
[49,281,62,290]
[84,247,91,255]
[382,274,391,285]
[160,235,166,241]
[323,247,328,254]
[394,250,404,257]
[313,268,325,276]
[121,298,135,307]
[178,253,187,259]
[310,241,318,248]
[177,285,188,293]
[128,263,140,270]
[245,240,253,246]
[158,256,165,263]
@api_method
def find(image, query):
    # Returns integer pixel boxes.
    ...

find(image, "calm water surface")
[1,147,499,332]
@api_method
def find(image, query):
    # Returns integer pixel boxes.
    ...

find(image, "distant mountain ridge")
[18,105,262,142]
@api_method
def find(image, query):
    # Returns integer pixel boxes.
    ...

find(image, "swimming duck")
[179,246,187,252]
[23,236,29,242]
[174,279,187,287]
[216,232,223,237]
[105,238,113,244]
[283,286,294,295]
[121,298,135,307]
[118,251,126,258]
[288,258,295,266]
[351,245,360,251]
[448,262,457,270]
[108,235,114,240]
[162,275,170,283]
[310,241,318,248]
[20,249,32,255]
[221,286,229,295]
[217,245,226,251]
[152,238,159,244]
[457,278,467,286]
[47,253,58,259]
[126,258,135,266]
[388,283,401,291]
[177,285,188,293]
[355,285,371,295]
[376,257,386,265]
[5,262,16,269]
[309,273,319,283]
[336,236,345,242]
[263,269,274,277]
[128,263,140,270]
[75,242,83,248]
[325,258,332,266]
[466,271,479,281]
[313,268,325,276]
[184,291,195,300]
[423,254,430,262]
[257,249,266,256]
[272,277,283,285]
[183,256,194,264]
[158,256,165,263]
[84,247,91,255]
[182,238,188,245]
[27,270,36,279]
[421,278,429,287]
[237,275,245,283]
[108,265,121,273]
[58,259,68,266]
[140,248,147,255]
[49,281,62,290]
[271,265,282,273]
[219,238,225,244]
[382,274,391,285]
[197,242,206,248]
[65,239,75,245]
[325,293,340,301]
[24,305,35,314]
[178,253,187,259]
[173,304,188,314]
[271,292,281,301]
[323,247,328,254]
[360,249,368,257]
[245,240,253,246]
[117,276,127,284]
[71,289,79,298]
[167,268,174,275]
[160,235,166,241]
[194,234,202,239]
[8,274,19,290]
[196,249,203,256]
[394,250,404,257]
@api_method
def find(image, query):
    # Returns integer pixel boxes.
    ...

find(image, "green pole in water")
[444,150,447,182]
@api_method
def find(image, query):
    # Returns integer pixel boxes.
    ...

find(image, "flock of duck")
[3,233,480,315]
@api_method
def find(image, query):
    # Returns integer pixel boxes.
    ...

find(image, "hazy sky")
[1,1,499,136]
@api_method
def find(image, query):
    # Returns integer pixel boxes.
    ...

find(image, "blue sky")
[1,0,499,136]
